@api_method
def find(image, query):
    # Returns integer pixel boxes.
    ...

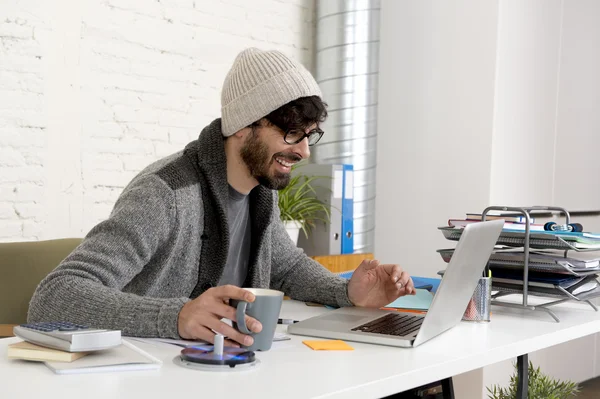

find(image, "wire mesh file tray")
[436,249,600,278]
[439,206,600,322]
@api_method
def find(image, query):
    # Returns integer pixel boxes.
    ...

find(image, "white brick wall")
[0,0,47,241]
[0,0,316,241]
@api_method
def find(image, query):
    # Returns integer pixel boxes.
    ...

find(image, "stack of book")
[442,215,600,250]
[7,341,89,362]
[7,339,161,374]
[447,212,544,232]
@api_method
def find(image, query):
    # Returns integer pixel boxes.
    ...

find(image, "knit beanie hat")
[220,48,322,137]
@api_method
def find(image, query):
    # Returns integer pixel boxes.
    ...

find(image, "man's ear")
[234,126,251,139]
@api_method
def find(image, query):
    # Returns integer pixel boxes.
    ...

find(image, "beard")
[239,131,300,190]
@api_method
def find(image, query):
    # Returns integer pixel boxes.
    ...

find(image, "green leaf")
[486,361,579,399]
[277,163,333,238]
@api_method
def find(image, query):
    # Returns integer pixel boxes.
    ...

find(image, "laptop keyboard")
[351,313,424,337]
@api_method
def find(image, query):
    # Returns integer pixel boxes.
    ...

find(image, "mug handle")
[235,301,251,334]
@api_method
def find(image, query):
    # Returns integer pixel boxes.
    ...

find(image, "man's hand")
[178,285,262,347]
[347,259,416,308]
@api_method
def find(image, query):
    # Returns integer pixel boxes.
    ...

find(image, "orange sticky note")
[302,340,354,351]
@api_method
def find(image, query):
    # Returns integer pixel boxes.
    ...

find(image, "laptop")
[288,219,504,348]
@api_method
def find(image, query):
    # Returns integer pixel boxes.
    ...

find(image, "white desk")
[2,300,600,399]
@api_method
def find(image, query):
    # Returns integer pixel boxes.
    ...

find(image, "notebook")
[44,339,162,375]
[8,341,89,363]
[383,288,434,311]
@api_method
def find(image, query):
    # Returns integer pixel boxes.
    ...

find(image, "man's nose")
[293,137,311,159]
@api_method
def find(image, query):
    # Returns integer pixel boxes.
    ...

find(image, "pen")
[277,318,299,325]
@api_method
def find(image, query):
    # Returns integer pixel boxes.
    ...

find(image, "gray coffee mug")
[231,288,284,351]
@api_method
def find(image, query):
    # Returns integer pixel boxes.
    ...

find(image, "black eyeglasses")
[283,128,324,146]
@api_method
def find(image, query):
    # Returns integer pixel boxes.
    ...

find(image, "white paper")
[334,170,343,199]
[344,171,354,199]
[273,332,290,341]
[270,341,295,350]
[128,333,289,347]
[45,339,162,375]
[127,337,208,348]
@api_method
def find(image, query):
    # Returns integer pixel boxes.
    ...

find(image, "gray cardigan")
[28,118,352,338]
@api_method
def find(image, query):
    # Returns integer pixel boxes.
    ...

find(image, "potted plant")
[278,165,331,244]
[487,361,579,399]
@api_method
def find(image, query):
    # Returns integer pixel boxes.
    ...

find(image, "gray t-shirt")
[218,185,251,287]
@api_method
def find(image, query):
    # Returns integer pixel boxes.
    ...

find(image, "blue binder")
[341,164,354,254]
[294,163,354,256]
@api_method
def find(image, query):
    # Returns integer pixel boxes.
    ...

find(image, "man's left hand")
[347,259,416,307]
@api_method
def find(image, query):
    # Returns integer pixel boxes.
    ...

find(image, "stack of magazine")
[438,212,600,301]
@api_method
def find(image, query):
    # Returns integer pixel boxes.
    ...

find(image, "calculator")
[13,322,122,352]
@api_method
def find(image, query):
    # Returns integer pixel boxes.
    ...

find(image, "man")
[29,48,415,348]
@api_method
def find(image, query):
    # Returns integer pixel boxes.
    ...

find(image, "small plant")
[487,361,579,399]
[278,164,331,238]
